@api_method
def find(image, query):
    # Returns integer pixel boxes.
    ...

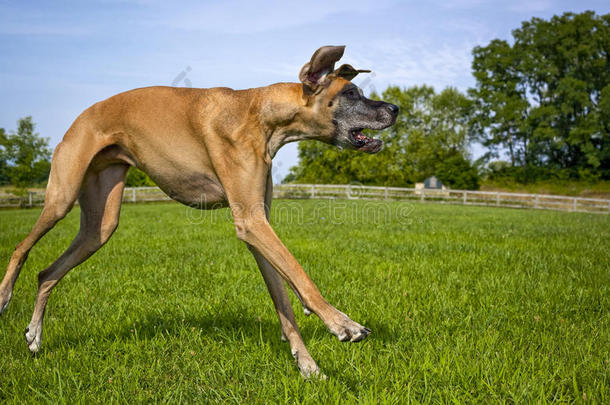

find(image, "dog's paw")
[327,311,371,342]
[0,290,11,315]
[292,349,325,380]
[304,368,327,381]
[24,325,42,353]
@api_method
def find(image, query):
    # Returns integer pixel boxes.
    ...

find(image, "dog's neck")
[258,83,334,158]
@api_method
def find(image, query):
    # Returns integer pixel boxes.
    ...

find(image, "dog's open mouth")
[349,128,383,153]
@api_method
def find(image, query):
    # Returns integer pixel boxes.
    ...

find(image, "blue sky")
[1,0,608,182]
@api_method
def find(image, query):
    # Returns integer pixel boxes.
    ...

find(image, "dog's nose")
[387,103,399,115]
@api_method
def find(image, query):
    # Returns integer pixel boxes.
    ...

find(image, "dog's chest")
[155,172,227,209]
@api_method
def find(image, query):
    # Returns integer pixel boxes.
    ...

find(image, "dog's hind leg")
[247,175,321,378]
[24,163,128,352]
[0,135,103,315]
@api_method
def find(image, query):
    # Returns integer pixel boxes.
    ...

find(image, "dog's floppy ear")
[299,45,345,91]
[333,64,371,81]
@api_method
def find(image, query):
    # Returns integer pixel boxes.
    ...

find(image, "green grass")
[480,179,610,199]
[0,200,609,403]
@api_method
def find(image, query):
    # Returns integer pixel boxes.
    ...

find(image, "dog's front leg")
[249,246,322,377]
[224,168,371,345]
[235,207,370,343]
[247,173,321,378]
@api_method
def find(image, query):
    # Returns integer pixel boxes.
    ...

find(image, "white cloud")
[345,39,476,92]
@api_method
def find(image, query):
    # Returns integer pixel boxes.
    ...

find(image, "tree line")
[0,116,154,189]
[0,117,51,188]
[2,12,608,191]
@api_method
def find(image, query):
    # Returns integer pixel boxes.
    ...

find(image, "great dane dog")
[0,46,398,378]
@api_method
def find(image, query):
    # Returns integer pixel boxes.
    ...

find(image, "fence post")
[463,191,467,204]
[347,184,351,199]
[384,187,388,200]
[311,185,315,198]
[28,192,33,207]
[496,192,500,206]
[534,194,539,209]
[420,189,425,202]
[132,188,136,203]
[573,198,577,212]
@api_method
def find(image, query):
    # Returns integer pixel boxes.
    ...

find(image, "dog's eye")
[345,89,359,100]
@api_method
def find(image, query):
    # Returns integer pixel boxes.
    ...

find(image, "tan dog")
[0,46,398,378]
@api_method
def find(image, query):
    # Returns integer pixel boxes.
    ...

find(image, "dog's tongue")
[357,136,383,153]
[354,132,367,142]
[351,129,383,152]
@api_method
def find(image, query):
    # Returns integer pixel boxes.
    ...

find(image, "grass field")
[0,200,609,403]
[480,179,610,199]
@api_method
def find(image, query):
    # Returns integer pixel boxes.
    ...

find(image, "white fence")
[273,184,610,214]
[1,184,609,214]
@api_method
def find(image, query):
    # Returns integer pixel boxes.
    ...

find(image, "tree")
[0,128,10,185]
[470,11,610,180]
[286,85,480,189]
[404,86,475,181]
[125,167,156,187]
[0,117,52,188]
[469,39,529,167]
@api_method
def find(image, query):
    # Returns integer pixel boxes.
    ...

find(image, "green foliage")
[125,167,156,187]
[0,119,155,189]
[435,152,480,190]
[287,85,480,189]
[470,11,610,179]
[1,202,609,402]
[481,178,610,198]
[483,162,602,185]
[0,128,10,185]
[0,117,51,188]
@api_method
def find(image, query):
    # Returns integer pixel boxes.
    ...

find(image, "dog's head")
[299,45,398,153]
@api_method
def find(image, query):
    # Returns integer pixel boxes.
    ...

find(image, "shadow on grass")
[359,319,394,343]
[47,308,282,347]
[48,301,396,346]
[39,303,395,381]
